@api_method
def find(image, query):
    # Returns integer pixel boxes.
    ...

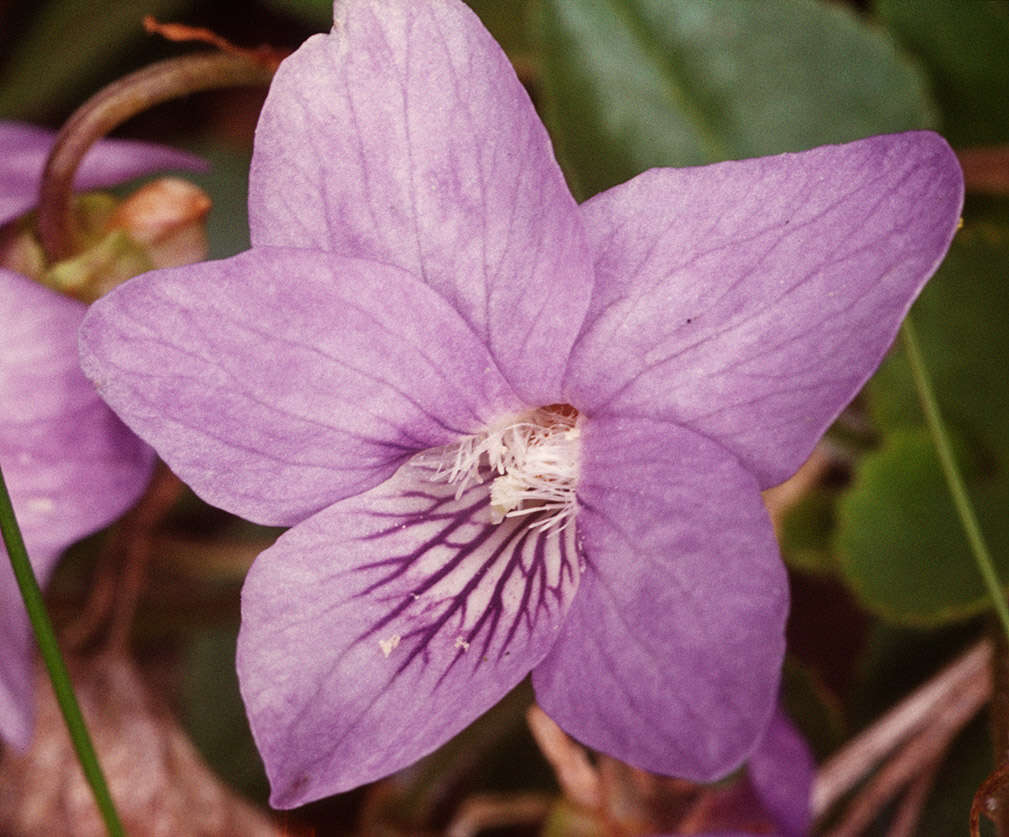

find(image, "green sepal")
[42,228,153,303]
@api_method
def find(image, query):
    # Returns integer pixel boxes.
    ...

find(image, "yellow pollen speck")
[454,636,470,652]
[379,634,401,657]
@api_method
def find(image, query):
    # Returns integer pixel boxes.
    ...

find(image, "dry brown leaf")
[0,654,278,837]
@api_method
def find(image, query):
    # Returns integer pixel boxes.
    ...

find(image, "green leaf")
[875,0,1009,146]
[181,626,268,800]
[466,0,536,59]
[837,428,1009,624]
[840,201,1009,625]
[870,202,1009,465]
[537,0,935,199]
[261,0,536,59]
[779,487,840,575]
[0,0,193,120]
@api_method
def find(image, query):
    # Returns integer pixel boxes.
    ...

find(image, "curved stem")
[37,52,276,261]
[0,464,124,837]
[901,318,1009,641]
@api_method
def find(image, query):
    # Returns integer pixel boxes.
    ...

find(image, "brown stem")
[445,792,553,837]
[526,704,602,810]
[824,670,985,836]
[988,623,1009,835]
[957,146,1009,195]
[973,762,1009,836]
[104,465,184,651]
[813,638,992,818]
[62,543,119,651]
[37,51,276,262]
[63,464,183,651]
[887,756,942,837]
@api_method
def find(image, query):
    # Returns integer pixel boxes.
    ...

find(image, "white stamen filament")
[425,406,581,531]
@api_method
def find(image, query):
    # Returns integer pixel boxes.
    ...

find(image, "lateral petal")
[0,121,206,225]
[565,132,963,487]
[747,708,814,837]
[79,248,523,526]
[532,415,788,781]
[236,459,581,807]
[249,0,593,403]
[1,271,154,747]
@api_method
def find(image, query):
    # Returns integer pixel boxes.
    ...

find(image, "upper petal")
[249,0,593,403]
[237,458,580,806]
[1,270,154,747]
[565,132,963,487]
[0,121,206,226]
[532,415,788,781]
[79,248,524,527]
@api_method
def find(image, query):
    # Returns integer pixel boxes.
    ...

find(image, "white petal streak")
[238,460,581,803]
[351,464,580,677]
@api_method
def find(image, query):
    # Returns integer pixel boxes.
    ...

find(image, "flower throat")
[428,404,581,531]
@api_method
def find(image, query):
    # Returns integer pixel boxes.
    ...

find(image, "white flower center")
[425,405,581,531]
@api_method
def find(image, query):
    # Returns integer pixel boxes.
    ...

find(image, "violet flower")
[0,121,202,748]
[78,0,962,808]
[0,122,205,225]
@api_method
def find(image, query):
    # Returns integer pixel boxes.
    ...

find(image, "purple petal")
[0,549,58,748]
[2,271,154,553]
[565,132,963,487]
[79,248,524,526]
[1,270,154,747]
[237,459,581,807]
[249,0,593,404]
[0,121,206,226]
[746,709,814,837]
[532,415,788,781]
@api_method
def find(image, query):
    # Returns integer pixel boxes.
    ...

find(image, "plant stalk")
[901,318,1009,640]
[0,464,124,836]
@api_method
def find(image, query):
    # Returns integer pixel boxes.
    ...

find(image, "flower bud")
[107,177,212,270]
[41,178,211,302]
